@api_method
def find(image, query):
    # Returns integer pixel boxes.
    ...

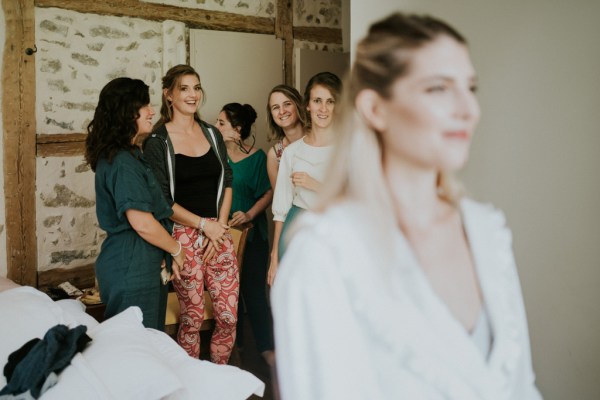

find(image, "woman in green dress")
[216,103,275,366]
[85,77,184,330]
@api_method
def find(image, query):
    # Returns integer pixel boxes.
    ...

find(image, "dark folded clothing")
[1,324,91,398]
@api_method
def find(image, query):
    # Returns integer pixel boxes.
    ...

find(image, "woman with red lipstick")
[268,72,342,285]
[144,65,239,364]
[86,77,184,331]
[272,13,542,399]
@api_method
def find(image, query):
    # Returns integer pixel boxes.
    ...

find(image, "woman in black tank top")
[144,65,239,365]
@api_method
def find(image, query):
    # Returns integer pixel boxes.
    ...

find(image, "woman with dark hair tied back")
[216,102,275,367]
[144,65,239,364]
[271,13,542,399]
[85,77,183,330]
[268,72,342,285]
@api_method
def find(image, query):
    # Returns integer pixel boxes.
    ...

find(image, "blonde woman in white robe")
[271,12,543,400]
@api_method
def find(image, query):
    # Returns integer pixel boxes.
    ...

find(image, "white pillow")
[144,329,265,399]
[0,287,83,387]
[41,353,116,400]
[55,299,99,330]
[73,307,182,399]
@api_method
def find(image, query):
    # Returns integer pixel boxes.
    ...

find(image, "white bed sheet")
[0,283,264,399]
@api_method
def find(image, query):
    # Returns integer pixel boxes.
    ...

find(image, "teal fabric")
[228,150,271,243]
[278,204,305,261]
[0,325,91,398]
[94,149,173,330]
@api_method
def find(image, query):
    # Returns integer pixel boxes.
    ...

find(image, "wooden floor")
[198,314,278,400]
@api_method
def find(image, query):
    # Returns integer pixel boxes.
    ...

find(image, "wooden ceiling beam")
[35,0,275,34]
[294,26,342,44]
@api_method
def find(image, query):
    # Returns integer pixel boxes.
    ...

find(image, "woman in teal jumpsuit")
[85,77,184,330]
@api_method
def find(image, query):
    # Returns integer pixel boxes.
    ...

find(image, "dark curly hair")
[220,103,257,141]
[85,77,150,171]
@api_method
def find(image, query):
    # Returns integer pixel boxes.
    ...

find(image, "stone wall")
[36,7,181,134]
[294,0,341,28]
[35,7,186,271]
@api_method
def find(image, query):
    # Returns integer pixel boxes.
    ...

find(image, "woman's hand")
[202,219,228,262]
[267,253,278,286]
[220,128,241,143]
[170,250,184,280]
[202,240,218,263]
[291,172,320,192]
[204,219,228,243]
[229,210,251,227]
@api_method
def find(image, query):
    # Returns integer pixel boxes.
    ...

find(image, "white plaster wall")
[35,8,185,270]
[291,39,344,81]
[351,2,600,399]
[0,6,7,277]
[142,0,276,17]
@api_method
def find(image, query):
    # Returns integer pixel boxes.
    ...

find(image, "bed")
[0,277,265,399]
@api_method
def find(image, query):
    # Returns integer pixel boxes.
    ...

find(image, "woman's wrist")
[171,241,182,257]
[197,217,206,232]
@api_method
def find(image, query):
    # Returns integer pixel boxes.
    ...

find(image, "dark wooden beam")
[2,0,38,286]
[37,133,86,157]
[37,263,96,293]
[294,26,342,44]
[276,0,294,86]
[35,0,275,34]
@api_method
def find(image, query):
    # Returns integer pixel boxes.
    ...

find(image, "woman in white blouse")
[271,13,542,400]
[265,85,307,190]
[267,72,342,285]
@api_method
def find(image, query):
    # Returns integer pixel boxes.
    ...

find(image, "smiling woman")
[144,64,240,365]
[84,77,184,331]
[265,84,307,190]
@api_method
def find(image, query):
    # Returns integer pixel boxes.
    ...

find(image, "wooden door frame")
[2,0,37,285]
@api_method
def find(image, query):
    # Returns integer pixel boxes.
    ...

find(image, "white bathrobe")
[272,198,542,400]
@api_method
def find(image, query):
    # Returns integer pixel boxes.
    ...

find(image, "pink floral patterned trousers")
[172,222,239,364]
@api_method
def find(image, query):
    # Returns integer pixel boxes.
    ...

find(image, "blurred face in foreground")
[367,35,480,174]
